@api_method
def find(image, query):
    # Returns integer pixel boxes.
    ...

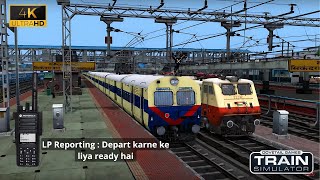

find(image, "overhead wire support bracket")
[277,4,296,17]
[150,0,164,14]
[188,0,208,15]
[226,0,274,18]
[197,0,208,12]
[108,0,117,11]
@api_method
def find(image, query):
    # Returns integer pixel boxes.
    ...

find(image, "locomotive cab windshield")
[221,84,236,95]
[237,83,252,95]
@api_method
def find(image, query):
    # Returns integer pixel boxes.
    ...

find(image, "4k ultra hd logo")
[250,150,314,174]
[9,5,47,27]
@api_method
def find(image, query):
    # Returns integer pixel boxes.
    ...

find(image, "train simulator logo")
[250,150,314,174]
[9,5,47,27]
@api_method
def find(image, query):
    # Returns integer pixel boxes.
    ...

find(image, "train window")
[203,85,208,93]
[237,84,252,95]
[154,91,173,106]
[177,91,195,105]
[221,84,236,95]
[208,86,214,95]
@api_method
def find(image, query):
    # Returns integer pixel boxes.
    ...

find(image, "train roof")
[203,78,254,84]
[122,75,163,88]
[88,71,99,75]
[195,80,203,85]
[92,72,113,77]
[238,79,254,84]
[89,72,198,88]
[106,74,132,82]
[0,71,34,75]
[183,76,196,80]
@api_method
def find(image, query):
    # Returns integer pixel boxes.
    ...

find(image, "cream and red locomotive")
[198,76,261,135]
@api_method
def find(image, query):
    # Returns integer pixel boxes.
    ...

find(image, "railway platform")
[0,79,199,180]
[253,125,320,160]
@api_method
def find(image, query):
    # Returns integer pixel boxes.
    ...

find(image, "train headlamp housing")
[170,78,179,86]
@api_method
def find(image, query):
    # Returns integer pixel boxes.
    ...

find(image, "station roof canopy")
[8,45,251,53]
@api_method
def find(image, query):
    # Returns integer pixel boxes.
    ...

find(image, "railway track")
[195,131,319,180]
[258,96,318,118]
[0,81,43,103]
[170,142,255,180]
[260,107,319,142]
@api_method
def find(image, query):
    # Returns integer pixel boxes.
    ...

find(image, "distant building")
[292,46,320,59]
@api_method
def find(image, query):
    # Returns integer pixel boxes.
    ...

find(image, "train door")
[113,81,117,101]
[207,84,215,117]
[202,83,209,115]
[131,86,134,113]
[104,76,108,95]
[132,87,142,123]
[140,88,145,127]
[120,83,123,107]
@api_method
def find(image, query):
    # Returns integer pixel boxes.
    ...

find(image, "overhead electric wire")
[220,0,298,6]
[122,0,273,48]
[142,1,245,38]
[173,10,320,47]
[296,5,313,41]
[171,0,271,32]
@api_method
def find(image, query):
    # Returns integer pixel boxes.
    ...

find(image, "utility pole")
[0,0,10,133]
[100,17,124,71]
[264,24,284,51]
[287,42,290,57]
[221,21,241,62]
[14,27,20,108]
[281,40,284,57]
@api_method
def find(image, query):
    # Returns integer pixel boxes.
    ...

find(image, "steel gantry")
[58,0,73,113]
[56,0,319,111]
[62,3,320,27]
[0,0,10,133]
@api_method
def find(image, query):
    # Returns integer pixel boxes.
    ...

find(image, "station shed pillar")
[303,72,310,81]
[262,69,270,81]
[221,21,241,62]
[260,70,274,94]
[264,24,284,51]
[155,18,177,66]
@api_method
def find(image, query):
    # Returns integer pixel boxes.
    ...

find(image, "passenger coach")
[84,72,202,140]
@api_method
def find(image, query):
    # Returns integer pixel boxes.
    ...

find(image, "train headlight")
[170,78,179,86]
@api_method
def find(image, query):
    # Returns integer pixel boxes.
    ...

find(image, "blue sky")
[6,0,320,53]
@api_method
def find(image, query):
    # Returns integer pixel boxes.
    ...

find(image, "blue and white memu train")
[0,71,45,85]
[84,72,202,140]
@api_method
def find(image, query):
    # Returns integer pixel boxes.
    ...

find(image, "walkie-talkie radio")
[15,111,40,167]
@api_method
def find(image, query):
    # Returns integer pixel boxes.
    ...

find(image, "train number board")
[9,5,47,27]
[288,59,320,72]
[32,62,96,71]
